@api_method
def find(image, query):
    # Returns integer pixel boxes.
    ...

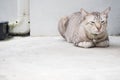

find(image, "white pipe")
[9,0,30,35]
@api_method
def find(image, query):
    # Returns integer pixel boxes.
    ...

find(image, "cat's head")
[80,7,111,35]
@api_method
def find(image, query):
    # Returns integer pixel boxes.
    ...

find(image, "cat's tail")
[58,16,69,38]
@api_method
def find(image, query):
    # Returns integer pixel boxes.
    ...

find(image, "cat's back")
[65,12,83,35]
[64,12,83,42]
[65,11,82,34]
[68,12,82,27]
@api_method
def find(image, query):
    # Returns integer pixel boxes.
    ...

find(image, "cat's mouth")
[88,30,102,37]
[91,32,102,37]
[92,34,98,36]
[91,31,102,35]
[90,34,98,38]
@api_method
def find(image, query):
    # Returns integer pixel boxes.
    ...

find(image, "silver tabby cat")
[58,7,111,48]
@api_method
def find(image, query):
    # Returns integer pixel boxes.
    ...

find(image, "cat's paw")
[96,40,109,47]
[75,42,94,48]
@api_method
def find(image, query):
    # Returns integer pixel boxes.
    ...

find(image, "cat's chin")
[90,33,102,37]
[91,31,102,35]
[91,34,98,37]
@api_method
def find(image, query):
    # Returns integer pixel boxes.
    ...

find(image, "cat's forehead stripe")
[91,12,101,20]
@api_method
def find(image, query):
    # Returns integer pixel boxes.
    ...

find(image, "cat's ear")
[80,8,88,17]
[101,7,111,17]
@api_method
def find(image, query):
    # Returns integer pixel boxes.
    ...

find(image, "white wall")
[0,0,17,22]
[30,0,120,36]
[0,0,120,36]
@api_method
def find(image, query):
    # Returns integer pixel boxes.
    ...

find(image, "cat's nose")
[96,26,101,31]
[96,23,101,31]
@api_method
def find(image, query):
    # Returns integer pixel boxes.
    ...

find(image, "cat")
[58,7,111,48]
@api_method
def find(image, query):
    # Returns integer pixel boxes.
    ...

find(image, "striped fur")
[58,7,111,48]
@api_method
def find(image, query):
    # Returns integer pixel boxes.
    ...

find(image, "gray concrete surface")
[0,36,120,80]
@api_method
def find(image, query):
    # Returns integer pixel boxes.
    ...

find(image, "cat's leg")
[96,40,109,47]
[75,42,94,48]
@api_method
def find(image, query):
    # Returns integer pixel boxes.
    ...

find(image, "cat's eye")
[90,21,95,24]
[89,21,95,25]
[101,21,105,24]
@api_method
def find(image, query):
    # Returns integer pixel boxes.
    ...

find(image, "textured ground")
[0,36,120,80]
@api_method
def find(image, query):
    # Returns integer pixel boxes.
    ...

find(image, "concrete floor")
[0,36,120,80]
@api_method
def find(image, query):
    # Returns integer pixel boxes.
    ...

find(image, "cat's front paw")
[96,40,109,47]
[75,42,94,48]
